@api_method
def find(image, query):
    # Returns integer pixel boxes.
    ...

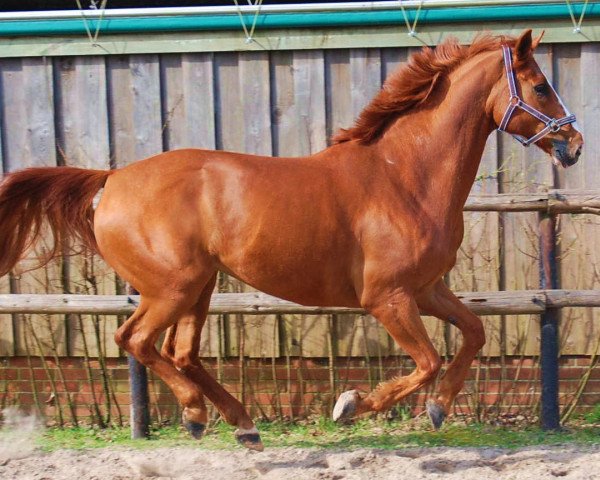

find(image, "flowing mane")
[332,34,512,145]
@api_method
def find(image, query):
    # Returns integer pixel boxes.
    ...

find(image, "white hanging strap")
[398,0,424,37]
[566,0,589,34]
[75,0,108,46]
[233,0,264,44]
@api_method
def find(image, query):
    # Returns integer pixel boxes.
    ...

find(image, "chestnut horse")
[0,30,582,451]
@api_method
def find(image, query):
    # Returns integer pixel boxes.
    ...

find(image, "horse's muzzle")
[552,136,583,168]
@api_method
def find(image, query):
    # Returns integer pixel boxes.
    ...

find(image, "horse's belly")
[217,248,360,308]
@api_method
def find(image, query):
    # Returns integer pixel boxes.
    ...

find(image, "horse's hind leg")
[416,280,486,429]
[161,322,207,439]
[161,275,263,451]
[333,293,441,422]
[114,290,210,435]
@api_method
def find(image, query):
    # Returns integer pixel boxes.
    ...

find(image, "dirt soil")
[1,410,599,480]
[2,444,600,480]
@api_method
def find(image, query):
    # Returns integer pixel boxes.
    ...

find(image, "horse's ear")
[532,30,545,50]
[515,29,533,61]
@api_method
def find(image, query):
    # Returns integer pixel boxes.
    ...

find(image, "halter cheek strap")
[498,45,576,147]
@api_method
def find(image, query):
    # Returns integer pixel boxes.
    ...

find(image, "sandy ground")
[2,444,600,480]
[1,409,600,480]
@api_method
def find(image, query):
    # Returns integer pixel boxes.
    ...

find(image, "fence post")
[126,285,150,439]
[538,211,560,430]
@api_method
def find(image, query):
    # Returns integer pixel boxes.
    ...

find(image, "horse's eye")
[534,83,549,97]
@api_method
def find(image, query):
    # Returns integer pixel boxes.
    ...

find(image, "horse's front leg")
[416,279,486,429]
[333,293,441,421]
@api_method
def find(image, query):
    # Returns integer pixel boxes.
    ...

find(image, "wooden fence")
[0,42,599,360]
[1,289,600,317]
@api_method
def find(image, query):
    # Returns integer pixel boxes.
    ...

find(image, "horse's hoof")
[426,400,446,430]
[182,408,207,439]
[333,390,360,422]
[235,427,264,452]
[183,420,206,439]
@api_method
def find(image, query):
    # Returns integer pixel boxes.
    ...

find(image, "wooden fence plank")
[215,51,278,358]
[555,43,599,355]
[0,89,12,357]
[0,57,64,356]
[464,190,600,213]
[271,50,327,157]
[239,51,278,358]
[382,46,444,357]
[554,42,584,355]
[161,53,216,151]
[574,43,600,355]
[451,132,502,358]
[160,52,220,357]
[1,290,599,316]
[325,49,352,141]
[0,276,10,356]
[213,52,246,360]
[106,54,163,357]
[214,52,242,152]
[350,49,389,356]
[108,55,163,165]
[54,55,118,358]
[326,48,393,357]
[106,53,164,357]
[497,45,555,355]
[271,49,329,357]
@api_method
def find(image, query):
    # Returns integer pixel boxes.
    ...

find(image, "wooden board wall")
[0,57,65,358]
[0,44,597,359]
[54,56,118,358]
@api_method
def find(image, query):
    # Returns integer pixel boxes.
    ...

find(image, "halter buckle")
[547,119,561,133]
[509,95,520,106]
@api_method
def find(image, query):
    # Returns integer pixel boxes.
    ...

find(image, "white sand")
[1,444,599,480]
[2,409,598,480]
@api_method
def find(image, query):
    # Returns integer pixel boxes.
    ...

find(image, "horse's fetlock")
[181,391,205,409]
[172,355,193,371]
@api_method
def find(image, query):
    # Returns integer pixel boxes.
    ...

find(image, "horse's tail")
[0,166,113,276]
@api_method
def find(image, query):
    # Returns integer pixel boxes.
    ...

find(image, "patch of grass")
[583,404,600,425]
[35,417,600,452]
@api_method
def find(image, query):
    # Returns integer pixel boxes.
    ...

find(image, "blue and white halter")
[498,45,577,147]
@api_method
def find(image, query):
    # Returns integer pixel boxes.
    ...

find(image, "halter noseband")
[498,45,576,147]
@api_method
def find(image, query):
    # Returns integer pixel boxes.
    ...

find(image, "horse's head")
[491,29,583,167]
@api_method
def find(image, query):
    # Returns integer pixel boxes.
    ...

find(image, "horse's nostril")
[575,146,582,158]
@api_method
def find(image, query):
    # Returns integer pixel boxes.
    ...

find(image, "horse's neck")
[380,55,498,221]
